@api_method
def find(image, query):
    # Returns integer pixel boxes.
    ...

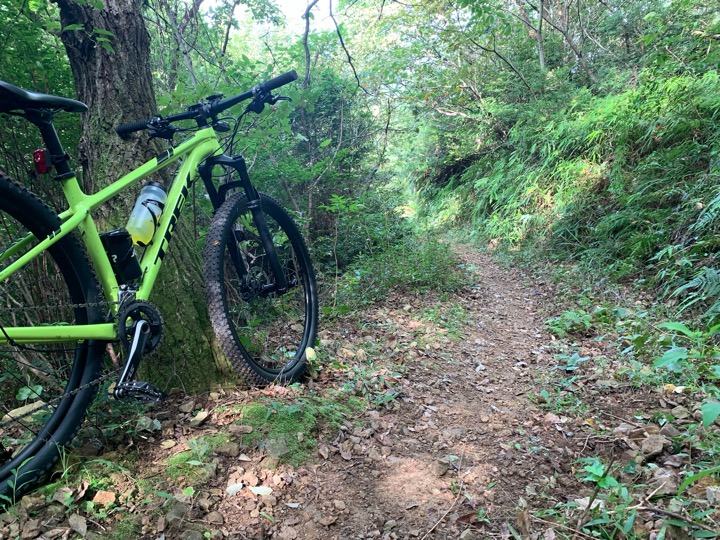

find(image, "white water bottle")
[126,182,167,246]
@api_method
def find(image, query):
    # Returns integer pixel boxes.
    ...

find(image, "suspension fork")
[199,154,288,294]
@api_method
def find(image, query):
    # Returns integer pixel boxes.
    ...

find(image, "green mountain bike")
[0,70,318,502]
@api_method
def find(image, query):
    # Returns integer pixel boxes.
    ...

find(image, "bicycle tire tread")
[0,175,103,505]
[203,192,318,385]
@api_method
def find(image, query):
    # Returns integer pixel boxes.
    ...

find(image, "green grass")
[166,433,229,480]
[233,402,318,466]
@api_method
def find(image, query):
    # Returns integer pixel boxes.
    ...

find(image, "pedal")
[114,381,166,402]
[114,319,166,402]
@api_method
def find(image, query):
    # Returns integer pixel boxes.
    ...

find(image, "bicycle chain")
[1,299,122,427]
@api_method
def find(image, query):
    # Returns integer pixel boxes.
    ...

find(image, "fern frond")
[691,190,720,232]
[673,266,720,314]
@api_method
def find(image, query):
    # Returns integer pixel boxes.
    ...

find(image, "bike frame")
[0,127,222,344]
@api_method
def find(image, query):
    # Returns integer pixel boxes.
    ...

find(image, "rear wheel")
[204,192,318,385]
[0,177,103,505]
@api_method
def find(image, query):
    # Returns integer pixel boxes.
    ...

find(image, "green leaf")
[677,464,720,494]
[99,41,115,54]
[664,519,693,528]
[654,347,688,372]
[16,385,42,401]
[584,461,605,477]
[93,28,115,37]
[182,486,195,496]
[691,530,719,538]
[658,322,697,338]
[702,402,720,427]
[63,24,85,32]
[584,518,614,527]
[622,511,636,534]
[319,138,332,148]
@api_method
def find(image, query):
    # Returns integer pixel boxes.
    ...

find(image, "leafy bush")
[333,236,466,308]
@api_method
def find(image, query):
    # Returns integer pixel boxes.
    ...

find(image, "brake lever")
[245,92,292,115]
[147,119,177,142]
[268,95,292,105]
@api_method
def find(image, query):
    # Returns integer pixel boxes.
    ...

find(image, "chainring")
[117,300,163,354]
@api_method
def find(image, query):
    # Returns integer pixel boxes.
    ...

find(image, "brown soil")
[1,249,680,539]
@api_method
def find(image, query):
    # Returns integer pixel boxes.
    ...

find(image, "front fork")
[199,154,287,294]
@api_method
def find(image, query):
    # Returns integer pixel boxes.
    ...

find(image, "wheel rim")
[0,206,90,482]
[222,206,313,377]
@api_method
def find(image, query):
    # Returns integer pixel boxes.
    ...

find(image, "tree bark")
[54,0,233,391]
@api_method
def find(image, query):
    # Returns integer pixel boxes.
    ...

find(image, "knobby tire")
[0,176,103,505]
[204,192,318,385]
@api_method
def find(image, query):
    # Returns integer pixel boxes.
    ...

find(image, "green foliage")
[546,310,592,338]
[234,402,318,466]
[651,321,720,383]
[579,457,619,490]
[166,433,229,480]
[333,237,466,309]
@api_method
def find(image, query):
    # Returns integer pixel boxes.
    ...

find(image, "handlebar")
[116,70,298,137]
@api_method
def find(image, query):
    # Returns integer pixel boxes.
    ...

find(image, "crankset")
[114,300,166,402]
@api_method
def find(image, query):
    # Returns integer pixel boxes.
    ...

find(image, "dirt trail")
[276,250,562,539]
[3,249,608,540]
[265,250,583,540]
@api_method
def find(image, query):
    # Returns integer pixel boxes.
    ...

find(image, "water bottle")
[126,182,167,246]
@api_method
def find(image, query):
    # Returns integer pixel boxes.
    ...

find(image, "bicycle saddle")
[0,80,88,113]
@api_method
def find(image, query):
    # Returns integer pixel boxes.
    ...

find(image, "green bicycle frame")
[0,127,222,344]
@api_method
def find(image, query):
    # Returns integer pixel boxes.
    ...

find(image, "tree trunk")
[54,0,233,391]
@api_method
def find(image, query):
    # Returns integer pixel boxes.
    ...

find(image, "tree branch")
[302,0,321,88]
[221,0,241,58]
[329,0,368,94]
[468,36,537,101]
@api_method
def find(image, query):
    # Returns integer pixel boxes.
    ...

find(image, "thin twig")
[329,0,369,94]
[598,410,643,427]
[420,454,465,540]
[531,516,597,539]
[636,506,719,533]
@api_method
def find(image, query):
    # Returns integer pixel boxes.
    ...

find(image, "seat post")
[25,110,76,180]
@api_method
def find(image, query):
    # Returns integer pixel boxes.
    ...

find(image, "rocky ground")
[2,249,718,539]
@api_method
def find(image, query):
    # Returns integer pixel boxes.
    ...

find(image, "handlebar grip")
[261,70,298,92]
[116,119,153,137]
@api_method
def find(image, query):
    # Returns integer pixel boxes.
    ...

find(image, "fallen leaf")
[238,453,252,462]
[189,410,209,427]
[249,486,273,496]
[305,347,316,361]
[160,440,176,449]
[226,483,244,496]
[75,481,90,500]
[457,512,478,524]
[318,445,330,459]
[52,487,74,506]
[92,490,116,505]
[69,514,87,537]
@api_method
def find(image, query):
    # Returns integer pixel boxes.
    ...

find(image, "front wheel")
[204,193,318,385]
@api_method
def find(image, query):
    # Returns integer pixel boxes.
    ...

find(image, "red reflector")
[33,149,52,174]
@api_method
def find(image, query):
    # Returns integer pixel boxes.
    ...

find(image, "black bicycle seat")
[0,80,88,113]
